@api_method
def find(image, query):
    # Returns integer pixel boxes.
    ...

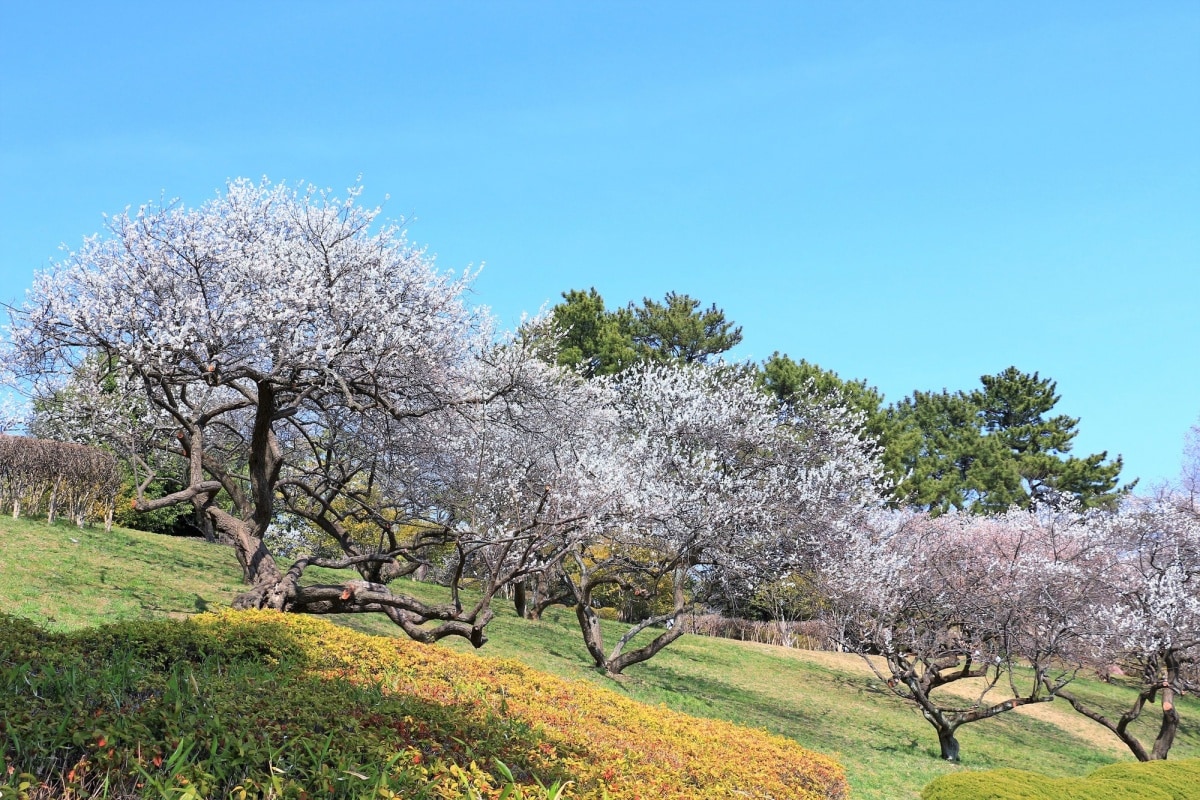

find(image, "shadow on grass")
[0,613,583,797]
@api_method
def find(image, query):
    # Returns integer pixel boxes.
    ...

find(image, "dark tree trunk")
[575,567,690,676]
[909,684,964,763]
[1047,662,1184,763]
[937,729,960,762]
[513,580,528,619]
[196,507,217,543]
[604,621,686,675]
[575,601,609,668]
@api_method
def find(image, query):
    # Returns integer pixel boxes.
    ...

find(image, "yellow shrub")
[195,610,848,800]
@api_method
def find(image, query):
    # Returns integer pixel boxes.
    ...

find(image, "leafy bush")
[0,611,848,799]
[920,758,1200,800]
[1088,759,1200,800]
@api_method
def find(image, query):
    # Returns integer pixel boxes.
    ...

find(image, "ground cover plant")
[1,517,1197,799]
[0,610,847,800]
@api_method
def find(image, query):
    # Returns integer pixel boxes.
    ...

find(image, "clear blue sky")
[1,2,1197,489]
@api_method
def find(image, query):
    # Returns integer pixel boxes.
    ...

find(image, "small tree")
[823,508,1102,761]
[561,363,879,675]
[28,354,193,536]
[1051,500,1200,761]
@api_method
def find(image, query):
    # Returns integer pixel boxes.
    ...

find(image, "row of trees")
[1,179,878,675]
[541,274,1188,763]
[0,434,121,528]
[3,178,1187,767]
[548,288,1131,514]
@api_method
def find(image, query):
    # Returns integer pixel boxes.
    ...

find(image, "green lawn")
[1,515,1196,799]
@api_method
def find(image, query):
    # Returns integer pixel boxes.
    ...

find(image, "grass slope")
[1,516,1197,799]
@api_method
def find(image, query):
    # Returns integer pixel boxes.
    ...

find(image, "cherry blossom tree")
[1051,500,1200,761]
[823,508,1104,761]
[558,363,880,675]
[274,342,627,644]
[0,393,26,435]
[3,179,606,645]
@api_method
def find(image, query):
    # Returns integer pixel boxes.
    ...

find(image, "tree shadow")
[34,614,586,793]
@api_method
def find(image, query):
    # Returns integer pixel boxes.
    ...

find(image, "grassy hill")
[1,516,1197,799]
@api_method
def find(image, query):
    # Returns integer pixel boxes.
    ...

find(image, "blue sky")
[1,2,1197,489]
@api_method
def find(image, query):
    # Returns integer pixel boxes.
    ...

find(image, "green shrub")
[1087,759,1200,800]
[921,759,1200,800]
[66,614,308,668]
[920,769,1068,800]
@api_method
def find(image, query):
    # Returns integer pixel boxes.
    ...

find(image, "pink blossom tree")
[823,508,1104,761]
[1051,500,1200,760]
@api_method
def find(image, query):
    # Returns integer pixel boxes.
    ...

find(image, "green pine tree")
[547,289,741,375]
[627,292,743,365]
[888,367,1132,515]
[548,288,638,377]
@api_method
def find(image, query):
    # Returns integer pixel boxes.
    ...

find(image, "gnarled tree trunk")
[574,565,689,676]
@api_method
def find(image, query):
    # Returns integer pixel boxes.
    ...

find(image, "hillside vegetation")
[1,517,1197,799]
[0,610,846,799]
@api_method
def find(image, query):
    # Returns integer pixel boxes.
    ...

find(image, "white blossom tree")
[0,393,27,435]
[822,508,1105,761]
[1051,500,1200,760]
[3,179,605,645]
[555,363,880,675]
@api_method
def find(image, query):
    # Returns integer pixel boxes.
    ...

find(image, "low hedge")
[921,757,1200,800]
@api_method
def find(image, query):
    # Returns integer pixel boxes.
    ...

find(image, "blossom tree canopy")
[822,507,1106,761]
[3,178,594,645]
[1054,499,1200,761]
[561,362,882,675]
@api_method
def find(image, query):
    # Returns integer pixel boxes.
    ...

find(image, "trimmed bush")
[1088,759,1200,800]
[921,758,1200,800]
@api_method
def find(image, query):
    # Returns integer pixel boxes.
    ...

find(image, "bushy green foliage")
[111,477,192,536]
[920,758,1200,800]
[1088,759,1200,800]
[888,367,1130,514]
[0,613,576,799]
